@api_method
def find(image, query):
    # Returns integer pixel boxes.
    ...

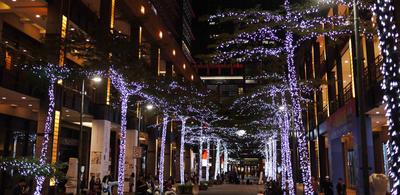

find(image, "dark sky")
[191,0,283,62]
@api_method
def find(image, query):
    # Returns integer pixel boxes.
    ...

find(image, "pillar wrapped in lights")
[373,0,400,193]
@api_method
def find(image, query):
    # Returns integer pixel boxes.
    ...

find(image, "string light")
[158,114,168,193]
[223,142,228,173]
[373,0,400,193]
[206,138,210,181]
[179,117,188,184]
[27,63,70,195]
[214,139,221,180]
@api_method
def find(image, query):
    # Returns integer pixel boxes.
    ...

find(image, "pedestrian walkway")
[199,184,263,195]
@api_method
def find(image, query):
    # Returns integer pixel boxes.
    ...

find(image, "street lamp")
[77,76,101,195]
[146,104,154,111]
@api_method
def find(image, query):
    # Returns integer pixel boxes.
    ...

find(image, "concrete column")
[164,139,171,180]
[184,148,191,176]
[89,120,111,180]
[125,129,138,192]
[147,132,157,176]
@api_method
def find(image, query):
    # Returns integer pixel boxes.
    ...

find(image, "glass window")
[322,74,329,117]
[341,42,355,101]
[318,36,326,63]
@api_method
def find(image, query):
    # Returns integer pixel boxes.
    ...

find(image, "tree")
[207,1,376,193]
[373,0,400,193]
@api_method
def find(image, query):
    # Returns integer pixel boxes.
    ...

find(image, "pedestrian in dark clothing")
[336,178,346,195]
[322,176,333,195]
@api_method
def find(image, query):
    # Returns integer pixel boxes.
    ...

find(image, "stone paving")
[199,184,263,195]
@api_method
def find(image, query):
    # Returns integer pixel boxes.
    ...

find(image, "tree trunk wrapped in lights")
[179,117,188,184]
[28,63,70,195]
[34,78,56,195]
[206,139,210,181]
[214,139,221,180]
[159,114,168,193]
[373,0,400,193]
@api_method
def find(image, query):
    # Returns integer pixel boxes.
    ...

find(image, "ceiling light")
[183,64,186,70]
[140,5,145,14]
[28,104,32,107]
[158,31,163,39]
[12,0,16,2]
[66,114,70,117]
[10,104,17,107]
[376,121,380,124]
[376,111,380,114]
[35,14,40,18]
[1,97,6,100]
[172,49,176,56]
[66,109,69,112]
[21,96,26,100]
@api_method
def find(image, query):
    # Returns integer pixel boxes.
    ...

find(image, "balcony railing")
[344,82,353,103]
[322,105,329,121]
[375,55,383,81]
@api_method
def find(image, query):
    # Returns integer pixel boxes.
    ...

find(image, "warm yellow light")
[183,64,186,70]
[110,0,115,29]
[159,31,163,39]
[0,2,11,10]
[51,111,61,163]
[140,5,145,14]
[172,49,176,56]
[191,74,194,80]
[106,78,111,105]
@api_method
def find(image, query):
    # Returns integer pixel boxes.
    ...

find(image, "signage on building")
[133,146,142,158]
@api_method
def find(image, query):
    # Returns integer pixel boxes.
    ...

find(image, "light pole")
[77,76,101,195]
[352,0,370,193]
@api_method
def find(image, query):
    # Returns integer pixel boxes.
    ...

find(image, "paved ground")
[199,184,263,195]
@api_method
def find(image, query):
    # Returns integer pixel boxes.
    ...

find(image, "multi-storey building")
[0,0,197,194]
[295,4,397,194]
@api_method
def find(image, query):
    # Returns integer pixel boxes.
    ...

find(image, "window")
[322,74,329,118]
[317,36,326,63]
[341,42,354,102]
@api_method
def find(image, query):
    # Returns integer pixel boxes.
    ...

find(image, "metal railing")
[375,55,383,81]
[343,82,353,103]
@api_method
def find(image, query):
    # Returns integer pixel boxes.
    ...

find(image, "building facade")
[296,4,394,194]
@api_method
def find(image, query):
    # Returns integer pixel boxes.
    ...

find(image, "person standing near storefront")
[336,178,346,195]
